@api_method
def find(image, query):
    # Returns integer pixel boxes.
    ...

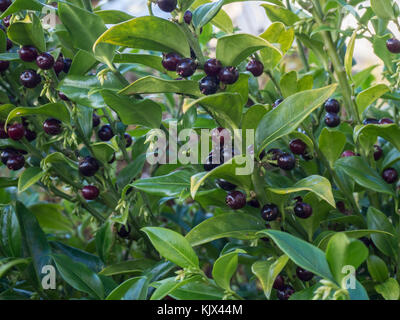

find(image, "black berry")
[382,168,398,184]
[79,156,100,177]
[294,202,313,219]
[81,185,100,200]
[124,133,132,147]
[246,59,264,77]
[324,98,340,113]
[289,139,307,155]
[216,179,236,191]
[58,92,69,101]
[7,123,25,141]
[184,10,192,24]
[247,199,260,208]
[20,69,41,88]
[6,154,25,170]
[277,285,294,300]
[19,46,38,62]
[0,60,9,72]
[379,118,394,124]
[0,0,11,11]
[3,15,11,28]
[162,52,181,71]
[0,122,8,138]
[265,148,283,166]
[176,58,196,77]
[324,112,340,127]
[204,151,223,171]
[386,38,400,54]
[341,150,356,158]
[296,267,313,281]
[53,57,64,74]
[63,58,72,73]
[43,118,62,135]
[199,75,219,95]
[92,113,100,127]
[25,129,36,142]
[157,0,177,12]
[36,52,54,70]
[277,152,296,170]
[6,38,12,50]
[218,66,239,84]
[272,98,283,108]
[1,148,17,164]
[98,124,114,141]
[363,118,379,125]
[273,275,285,290]
[260,204,279,221]
[204,58,222,77]
[225,191,246,210]
[117,225,131,238]
[373,145,383,161]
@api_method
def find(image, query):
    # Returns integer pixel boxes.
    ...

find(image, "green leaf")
[17,167,44,193]
[94,16,190,58]
[0,177,18,188]
[186,213,265,246]
[142,227,199,269]
[367,255,389,283]
[318,128,346,165]
[168,279,225,300]
[268,175,335,207]
[251,254,289,299]
[261,3,300,26]
[0,0,44,19]
[150,276,201,300]
[192,0,225,30]
[212,249,245,291]
[0,205,22,257]
[99,259,155,276]
[113,53,167,74]
[7,14,45,52]
[90,142,116,163]
[325,233,368,287]
[69,50,98,76]
[354,123,400,151]
[356,84,390,117]
[259,22,294,54]
[106,276,149,300]
[0,258,30,278]
[370,0,395,19]
[373,34,396,73]
[280,71,298,98]
[119,76,201,97]
[216,33,281,66]
[95,221,113,263]
[344,30,357,79]
[260,229,335,282]
[52,254,104,299]
[334,156,394,196]
[375,278,400,300]
[255,85,337,154]
[29,203,72,232]
[95,9,134,24]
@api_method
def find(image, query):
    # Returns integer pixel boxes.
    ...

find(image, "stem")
[265,70,283,97]
[297,39,310,72]
[179,23,206,66]
[251,163,268,206]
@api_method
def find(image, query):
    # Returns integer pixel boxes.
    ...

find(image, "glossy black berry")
[8,123,25,141]
[296,267,313,282]
[225,191,246,210]
[341,150,356,158]
[58,91,69,101]
[278,152,296,171]
[0,122,7,139]
[43,118,62,135]
[379,118,394,124]
[277,285,294,300]
[336,201,346,213]
[6,38,12,50]
[363,118,379,125]
[3,15,10,28]
[184,10,192,24]
[324,112,340,127]
[53,57,64,74]
[272,98,283,108]
[6,154,24,170]
[246,59,264,77]
[79,156,99,177]
[0,60,9,72]
[294,202,313,219]
[261,204,279,221]
[216,179,236,191]
[204,58,222,77]
[247,199,260,208]
[204,151,223,171]
[18,46,38,62]
[1,148,17,164]
[0,0,11,11]
[218,66,239,84]
[25,129,36,142]
[81,185,100,200]
[199,75,219,95]
[386,38,400,54]
[92,113,100,127]
[36,52,54,70]
[374,145,383,161]
[324,98,340,113]
[265,148,283,166]
[157,0,177,12]
[162,52,181,71]
[63,58,72,73]
[273,275,285,290]
[382,168,398,184]
[117,225,131,238]
[124,133,132,147]
[98,124,114,141]
[289,139,307,155]
[20,69,41,88]
[176,58,196,77]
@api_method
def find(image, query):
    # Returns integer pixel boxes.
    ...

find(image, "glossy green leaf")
[142,227,199,269]
[356,84,389,117]
[375,278,400,300]
[68,50,98,76]
[354,123,400,151]
[113,53,166,74]
[106,276,149,300]
[99,259,155,276]
[367,255,389,283]
[0,258,30,278]
[168,279,225,300]
[212,249,245,291]
[255,85,337,154]
[95,9,134,24]
[192,0,224,30]
[318,128,346,165]
[0,177,18,188]
[370,0,395,19]
[259,22,294,54]
[0,205,22,257]
[0,0,43,19]
[345,30,357,79]
[186,213,265,246]
[94,16,190,58]
[90,142,116,163]
[95,221,113,263]
[7,14,45,52]
[261,3,300,26]
[29,203,72,232]
[18,167,45,193]
[150,276,201,300]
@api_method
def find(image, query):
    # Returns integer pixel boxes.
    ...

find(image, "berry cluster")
[363,117,394,125]
[323,98,341,128]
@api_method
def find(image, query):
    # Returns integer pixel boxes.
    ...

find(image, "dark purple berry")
[98,124,114,141]
[6,154,24,170]
[373,145,383,161]
[0,60,9,72]
[265,148,283,166]
[273,275,285,290]
[92,113,100,127]
[341,150,356,158]
[176,58,196,78]
[246,59,264,77]
[272,98,283,108]
[324,98,340,113]
[43,118,62,135]
[7,123,25,141]
[204,58,222,77]
[277,285,294,300]
[386,38,400,54]
[184,10,192,24]
[63,58,72,73]
[289,139,307,155]
[296,267,313,282]
[225,190,246,210]
[36,52,54,70]
[79,156,99,177]
[117,225,131,238]
[25,129,36,142]
[277,152,296,170]
[157,0,177,12]
[218,66,239,84]
[199,75,219,95]
[379,118,394,124]
[216,179,236,191]
[6,38,12,50]
[204,151,223,171]
[162,52,181,71]
[3,15,11,28]
[1,148,17,164]
[363,118,379,125]
[382,168,398,184]
[18,46,38,62]
[82,185,100,200]
[324,112,340,127]
[58,92,69,101]
[0,0,11,11]
[124,133,132,147]
[294,202,313,219]
[0,122,7,139]
[247,199,260,208]
[20,69,41,88]
[261,204,279,221]
[53,57,64,74]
